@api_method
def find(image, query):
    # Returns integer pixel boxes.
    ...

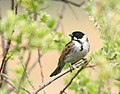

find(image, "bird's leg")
[69,58,87,72]
[72,58,87,67]
[69,64,73,73]
[82,58,87,61]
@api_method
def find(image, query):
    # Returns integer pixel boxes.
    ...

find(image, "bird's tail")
[50,61,65,77]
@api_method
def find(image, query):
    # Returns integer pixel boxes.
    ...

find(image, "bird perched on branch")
[50,31,90,77]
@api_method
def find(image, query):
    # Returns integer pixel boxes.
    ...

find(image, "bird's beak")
[69,34,73,37]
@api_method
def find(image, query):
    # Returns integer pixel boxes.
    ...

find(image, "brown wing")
[58,41,74,65]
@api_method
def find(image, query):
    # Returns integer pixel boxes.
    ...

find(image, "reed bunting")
[50,31,90,77]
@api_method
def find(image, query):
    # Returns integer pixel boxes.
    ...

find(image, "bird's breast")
[64,41,89,64]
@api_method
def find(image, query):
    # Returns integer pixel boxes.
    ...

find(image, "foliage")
[0,10,67,53]
[66,0,120,94]
[0,0,69,94]
[0,0,120,94]
[65,70,98,94]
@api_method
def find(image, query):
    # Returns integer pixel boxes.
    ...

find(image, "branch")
[53,3,66,32]
[0,6,8,88]
[15,2,18,15]
[27,58,38,74]
[98,80,102,94]
[26,54,44,75]
[38,49,46,94]
[53,0,85,24]
[0,0,18,87]
[54,0,85,7]
[17,51,35,93]
[1,73,30,94]
[67,3,79,20]
[31,59,91,94]
[4,80,31,94]
[0,10,6,54]
[60,59,88,94]
[11,0,14,10]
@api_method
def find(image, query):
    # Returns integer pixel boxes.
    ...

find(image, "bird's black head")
[69,31,85,40]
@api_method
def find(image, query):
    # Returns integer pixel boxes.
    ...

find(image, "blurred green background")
[0,0,120,94]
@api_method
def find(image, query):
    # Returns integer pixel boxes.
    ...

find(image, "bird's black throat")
[74,40,83,51]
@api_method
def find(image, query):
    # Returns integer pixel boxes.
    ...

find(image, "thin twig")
[11,0,14,10]
[53,0,85,32]
[67,3,79,20]
[0,39,12,87]
[15,2,18,15]
[115,78,120,81]
[38,50,44,83]
[4,79,31,94]
[54,0,85,21]
[54,3,66,32]
[31,59,91,94]
[34,11,37,20]
[27,58,38,74]
[0,0,18,87]
[0,37,12,87]
[17,51,35,94]
[60,21,65,33]
[1,73,31,94]
[86,64,96,70]
[0,10,6,54]
[25,53,35,90]
[54,0,85,7]
[0,6,8,88]
[98,80,102,94]
[38,49,46,94]
[1,35,6,54]
[60,59,88,94]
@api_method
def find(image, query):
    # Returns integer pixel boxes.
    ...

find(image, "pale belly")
[64,47,88,64]
[64,41,89,64]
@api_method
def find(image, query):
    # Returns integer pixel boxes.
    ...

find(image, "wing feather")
[58,41,74,65]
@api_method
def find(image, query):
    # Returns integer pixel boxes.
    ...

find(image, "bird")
[50,31,90,77]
